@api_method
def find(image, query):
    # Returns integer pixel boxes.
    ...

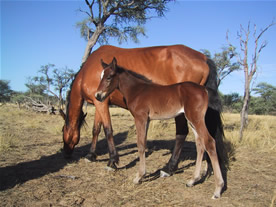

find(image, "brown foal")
[95,58,224,199]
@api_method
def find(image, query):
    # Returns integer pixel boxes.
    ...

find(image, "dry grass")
[223,113,276,152]
[1,105,276,206]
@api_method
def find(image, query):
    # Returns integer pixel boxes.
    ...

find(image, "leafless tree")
[227,20,275,141]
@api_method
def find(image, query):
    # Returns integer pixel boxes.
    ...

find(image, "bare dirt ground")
[0,105,276,207]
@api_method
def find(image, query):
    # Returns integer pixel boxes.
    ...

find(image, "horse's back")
[80,45,209,104]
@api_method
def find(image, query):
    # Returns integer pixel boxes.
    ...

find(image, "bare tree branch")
[256,21,276,42]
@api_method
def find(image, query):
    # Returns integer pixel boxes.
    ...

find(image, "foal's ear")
[111,57,117,71]
[101,59,109,69]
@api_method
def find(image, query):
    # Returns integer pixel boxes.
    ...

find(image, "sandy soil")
[0,105,275,207]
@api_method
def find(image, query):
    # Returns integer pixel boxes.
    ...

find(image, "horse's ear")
[101,59,108,69]
[111,57,117,71]
[59,109,66,121]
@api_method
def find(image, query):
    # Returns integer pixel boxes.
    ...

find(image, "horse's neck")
[66,88,84,128]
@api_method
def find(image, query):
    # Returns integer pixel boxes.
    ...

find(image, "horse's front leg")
[161,114,188,177]
[133,116,149,184]
[94,100,119,169]
[86,109,102,161]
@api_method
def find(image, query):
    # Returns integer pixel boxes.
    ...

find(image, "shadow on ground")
[1,131,228,193]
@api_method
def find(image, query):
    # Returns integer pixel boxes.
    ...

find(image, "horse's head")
[60,109,85,158]
[95,57,119,102]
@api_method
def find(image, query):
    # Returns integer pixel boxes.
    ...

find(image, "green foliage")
[220,82,276,115]
[0,80,12,102]
[11,91,26,105]
[76,0,173,45]
[100,24,146,45]
[0,80,13,102]
[250,82,276,115]
[25,76,47,96]
[221,92,242,113]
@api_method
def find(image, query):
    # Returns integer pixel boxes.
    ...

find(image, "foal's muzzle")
[95,91,106,102]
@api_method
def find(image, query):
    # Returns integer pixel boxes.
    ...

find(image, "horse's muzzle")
[63,143,73,159]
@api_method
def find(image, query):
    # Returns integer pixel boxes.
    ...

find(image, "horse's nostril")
[95,92,102,101]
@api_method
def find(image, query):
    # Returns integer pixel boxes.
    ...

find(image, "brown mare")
[61,45,228,176]
[95,58,224,199]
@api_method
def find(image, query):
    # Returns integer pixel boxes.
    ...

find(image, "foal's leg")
[186,125,205,186]
[86,109,102,161]
[204,133,224,199]
[190,120,224,199]
[94,100,119,169]
[161,114,188,176]
[133,116,149,184]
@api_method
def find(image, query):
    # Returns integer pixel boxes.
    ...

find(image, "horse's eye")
[106,76,112,81]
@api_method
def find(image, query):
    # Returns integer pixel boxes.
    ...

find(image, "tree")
[10,92,26,109]
[37,64,75,109]
[227,21,276,141]
[26,64,75,110]
[251,82,276,115]
[0,80,13,103]
[52,67,75,108]
[25,76,46,96]
[77,0,173,64]
[222,92,242,112]
[201,47,240,87]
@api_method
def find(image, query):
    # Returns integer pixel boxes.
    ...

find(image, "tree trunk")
[239,91,250,141]
[239,68,250,141]
[59,88,63,110]
[81,26,104,64]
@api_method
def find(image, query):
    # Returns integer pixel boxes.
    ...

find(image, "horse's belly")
[149,107,184,120]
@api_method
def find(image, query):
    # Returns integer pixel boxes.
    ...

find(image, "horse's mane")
[65,65,86,128]
[116,65,152,83]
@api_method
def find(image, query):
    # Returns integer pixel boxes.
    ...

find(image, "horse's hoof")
[186,180,194,187]
[84,158,92,163]
[85,153,97,162]
[160,170,170,178]
[211,194,220,199]
[107,163,118,171]
[133,177,141,185]
[105,166,116,172]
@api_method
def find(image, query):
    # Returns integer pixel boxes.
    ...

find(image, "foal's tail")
[205,59,229,171]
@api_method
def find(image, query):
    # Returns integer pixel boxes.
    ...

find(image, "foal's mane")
[116,65,152,83]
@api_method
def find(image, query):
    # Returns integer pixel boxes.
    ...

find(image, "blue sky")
[1,1,276,95]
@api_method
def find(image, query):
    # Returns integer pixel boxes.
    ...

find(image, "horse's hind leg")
[86,109,102,161]
[161,114,188,176]
[204,133,224,199]
[191,121,224,199]
[186,124,205,187]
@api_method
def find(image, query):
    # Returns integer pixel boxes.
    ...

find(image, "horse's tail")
[205,58,229,171]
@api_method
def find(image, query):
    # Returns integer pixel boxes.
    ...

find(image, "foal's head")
[95,57,119,102]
